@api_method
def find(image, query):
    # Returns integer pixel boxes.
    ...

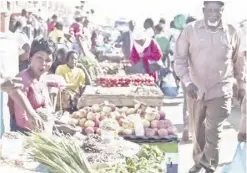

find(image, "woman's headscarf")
[133,30,147,41]
[174,14,187,30]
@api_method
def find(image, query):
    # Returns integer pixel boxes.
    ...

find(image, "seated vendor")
[8,39,57,133]
[55,50,86,94]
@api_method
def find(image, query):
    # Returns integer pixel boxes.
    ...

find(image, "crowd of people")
[0,1,246,173]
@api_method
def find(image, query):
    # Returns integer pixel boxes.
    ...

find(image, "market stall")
[0,98,179,173]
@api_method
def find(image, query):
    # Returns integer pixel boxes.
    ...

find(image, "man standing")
[116,20,135,59]
[175,1,246,173]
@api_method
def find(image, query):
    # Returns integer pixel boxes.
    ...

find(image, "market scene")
[0,0,246,173]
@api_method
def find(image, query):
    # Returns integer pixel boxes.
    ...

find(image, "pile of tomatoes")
[96,74,155,87]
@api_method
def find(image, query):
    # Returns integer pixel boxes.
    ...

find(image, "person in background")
[174,1,245,172]
[19,9,28,27]
[13,21,31,72]
[69,11,83,38]
[48,14,58,33]
[55,51,86,94]
[143,18,155,38]
[82,18,91,49]
[238,21,246,142]
[180,16,197,142]
[116,20,136,59]
[186,16,197,24]
[159,18,166,25]
[49,48,68,74]
[238,96,246,142]
[129,31,162,81]
[49,22,65,44]
[55,51,88,111]
[154,24,170,65]
[8,39,57,133]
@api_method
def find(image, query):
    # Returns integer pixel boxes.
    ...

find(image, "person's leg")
[187,96,207,172]
[200,97,231,171]
[182,83,189,141]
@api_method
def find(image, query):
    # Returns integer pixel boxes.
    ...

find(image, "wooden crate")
[77,86,164,108]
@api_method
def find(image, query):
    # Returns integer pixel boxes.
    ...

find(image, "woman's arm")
[9,90,37,117]
[9,89,43,129]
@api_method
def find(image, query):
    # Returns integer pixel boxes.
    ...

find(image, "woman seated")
[55,51,86,94]
[55,51,90,110]
[8,39,57,133]
[129,31,163,81]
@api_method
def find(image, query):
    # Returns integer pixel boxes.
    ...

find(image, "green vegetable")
[27,132,92,173]
[97,144,164,173]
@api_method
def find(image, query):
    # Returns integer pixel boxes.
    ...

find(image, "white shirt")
[14,30,30,55]
[18,16,27,27]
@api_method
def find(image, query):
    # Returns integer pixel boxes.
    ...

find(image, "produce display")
[96,74,155,87]
[94,86,162,96]
[98,144,164,173]
[98,61,120,75]
[77,55,101,80]
[27,133,92,173]
[27,133,164,173]
[60,102,176,138]
[82,134,139,165]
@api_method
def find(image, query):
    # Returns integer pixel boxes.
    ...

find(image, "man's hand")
[186,83,199,99]
[238,88,246,104]
[238,132,246,142]
[1,77,23,93]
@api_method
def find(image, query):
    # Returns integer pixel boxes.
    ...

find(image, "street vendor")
[55,50,86,93]
[55,50,89,111]
[129,30,163,81]
[8,39,57,133]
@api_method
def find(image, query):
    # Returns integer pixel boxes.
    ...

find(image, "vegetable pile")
[94,86,162,96]
[59,102,176,138]
[98,144,164,173]
[27,132,92,173]
[96,74,155,87]
[98,61,120,75]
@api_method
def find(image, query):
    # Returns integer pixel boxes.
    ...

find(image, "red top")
[8,69,51,130]
[129,40,163,80]
[69,22,82,37]
[48,22,56,33]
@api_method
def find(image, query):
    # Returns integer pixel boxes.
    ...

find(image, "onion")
[158,129,168,137]
[84,120,95,127]
[151,120,159,128]
[142,119,151,128]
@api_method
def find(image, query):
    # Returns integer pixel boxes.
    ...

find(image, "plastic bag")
[222,142,246,173]
[160,71,178,97]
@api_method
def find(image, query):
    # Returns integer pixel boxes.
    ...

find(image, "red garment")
[48,22,56,33]
[69,22,82,37]
[129,40,163,80]
[8,69,51,130]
